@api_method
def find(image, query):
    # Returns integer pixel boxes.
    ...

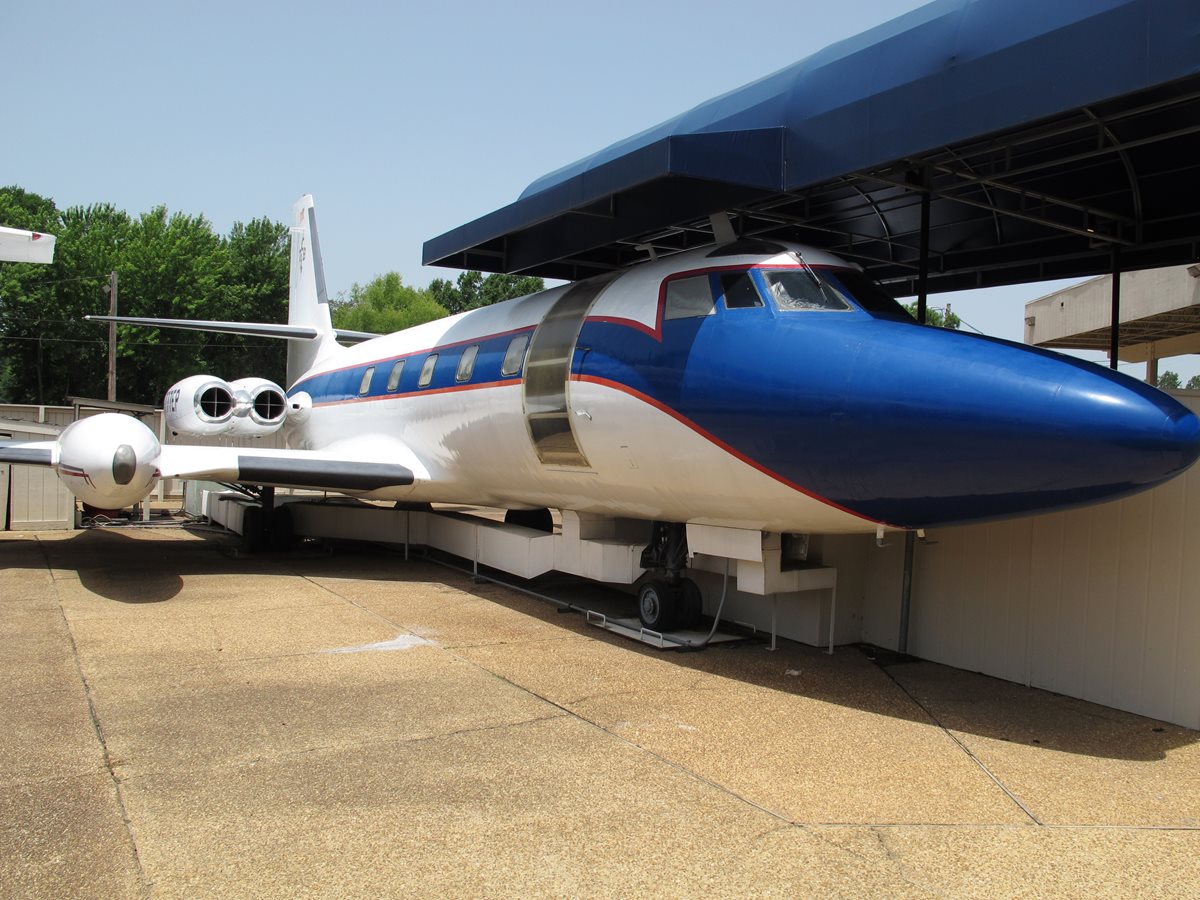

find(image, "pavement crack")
[872,826,898,861]
[36,538,153,900]
[874,661,1044,826]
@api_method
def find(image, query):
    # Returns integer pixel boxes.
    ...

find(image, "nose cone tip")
[1162,406,1200,473]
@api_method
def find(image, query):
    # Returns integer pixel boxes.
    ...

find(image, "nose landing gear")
[638,522,703,631]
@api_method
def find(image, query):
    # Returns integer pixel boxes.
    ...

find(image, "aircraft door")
[523,275,616,467]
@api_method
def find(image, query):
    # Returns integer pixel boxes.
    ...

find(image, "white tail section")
[287,195,340,384]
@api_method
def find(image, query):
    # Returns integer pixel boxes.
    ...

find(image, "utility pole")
[105,271,118,401]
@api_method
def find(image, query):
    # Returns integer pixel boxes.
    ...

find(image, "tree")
[902,301,961,329]
[1186,375,1200,391]
[0,186,293,404]
[206,218,290,385]
[0,196,133,404]
[332,273,448,334]
[116,205,228,400]
[429,271,544,315]
[0,186,65,403]
[1157,371,1182,390]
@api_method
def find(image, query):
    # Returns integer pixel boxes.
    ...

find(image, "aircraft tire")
[638,580,680,632]
[678,578,703,629]
[268,505,296,553]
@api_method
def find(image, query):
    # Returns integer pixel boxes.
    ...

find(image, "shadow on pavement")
[3,526,1194,762]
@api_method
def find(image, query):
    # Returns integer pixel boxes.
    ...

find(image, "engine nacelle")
[164,374,288,438]
[227,377,289,435]
[56,413,161,509]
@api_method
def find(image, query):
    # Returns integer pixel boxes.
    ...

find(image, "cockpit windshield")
[762,269,851,312]
[760,265,914,321]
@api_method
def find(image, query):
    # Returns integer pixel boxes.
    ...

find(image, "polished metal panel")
[523,275,616,466]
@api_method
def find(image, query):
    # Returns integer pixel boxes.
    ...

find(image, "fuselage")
[285,242,1200,534]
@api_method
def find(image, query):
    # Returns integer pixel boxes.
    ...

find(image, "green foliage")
[332,273,448,334]
[0,186,544,406]
[0,186,289,404]
[1157,371,1182,390]
[1187,375,1200,391]
[902,301,961,329]
[429,271,544,314]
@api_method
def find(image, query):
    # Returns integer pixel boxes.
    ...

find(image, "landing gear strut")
[637,522,702,631]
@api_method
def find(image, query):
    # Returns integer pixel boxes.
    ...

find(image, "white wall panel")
[863,395,1200,728]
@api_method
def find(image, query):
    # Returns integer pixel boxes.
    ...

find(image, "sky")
[4,0,1194,381]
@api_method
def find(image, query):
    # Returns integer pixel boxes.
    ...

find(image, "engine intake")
[164,375,289,437]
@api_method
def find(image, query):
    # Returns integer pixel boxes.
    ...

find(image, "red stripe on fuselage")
[570,373,884,525]
[296,325,536,386]
[581,262,815,342]
[310,377,522,407]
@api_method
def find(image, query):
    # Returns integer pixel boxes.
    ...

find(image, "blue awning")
[424,0,1200,292]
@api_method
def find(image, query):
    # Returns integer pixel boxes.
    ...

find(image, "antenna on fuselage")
[709,212,737,245]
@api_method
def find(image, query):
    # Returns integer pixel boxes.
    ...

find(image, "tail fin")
[288,195,340,384]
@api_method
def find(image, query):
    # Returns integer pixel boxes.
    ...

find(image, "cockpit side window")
[762,270,851,312]
[664,275,716,320]
[719,271,764,309]
[825,268,915,321]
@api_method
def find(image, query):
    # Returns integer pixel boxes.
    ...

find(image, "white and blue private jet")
[3,196,1198,627]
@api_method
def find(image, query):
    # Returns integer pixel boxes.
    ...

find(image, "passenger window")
[418,354,438,388]
[456,345,479,383]
[719,271,763,309]
[386,360,405,392]
[501,334,529,377]
[358,366,375,396]
[664,275,715,320]
[763,270,851,312]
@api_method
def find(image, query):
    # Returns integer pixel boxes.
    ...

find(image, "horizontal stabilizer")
[84,315,379,344]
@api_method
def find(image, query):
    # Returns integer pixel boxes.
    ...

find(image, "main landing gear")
[637,522,702,631]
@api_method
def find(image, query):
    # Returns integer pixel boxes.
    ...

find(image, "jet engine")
[56,413,161,509]
[164,375,289,438]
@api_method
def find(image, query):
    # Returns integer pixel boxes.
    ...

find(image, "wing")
[2,421,417,510]
[157,445,414,492]
[0,225,56,264]
[0,440,57,466]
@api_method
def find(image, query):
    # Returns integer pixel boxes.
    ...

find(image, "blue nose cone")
[830,329,1200,527]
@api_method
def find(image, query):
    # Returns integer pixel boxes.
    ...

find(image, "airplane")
[3,195,1198,630]
[0,224,56,264]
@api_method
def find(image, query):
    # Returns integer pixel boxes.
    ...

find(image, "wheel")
[268,505,296,553]
[638,580,681,631]
[504,507,553,532]
[678,578,703,629]
[241,506,266,553]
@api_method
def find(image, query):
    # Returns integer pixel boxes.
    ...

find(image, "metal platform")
[583,609,744,650]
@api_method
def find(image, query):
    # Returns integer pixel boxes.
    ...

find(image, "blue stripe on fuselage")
[291,328,534,403]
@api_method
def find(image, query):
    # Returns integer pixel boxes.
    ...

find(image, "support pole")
[106,271,118,401]
[897,185,930,654]
[899,530,915,654]
[916,190,931,325]
[1109,247,1121,370]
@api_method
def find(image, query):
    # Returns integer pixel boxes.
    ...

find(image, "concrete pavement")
[2,526,1198,897]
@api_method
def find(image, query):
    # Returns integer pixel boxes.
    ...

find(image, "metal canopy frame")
[423,0,1200,298]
